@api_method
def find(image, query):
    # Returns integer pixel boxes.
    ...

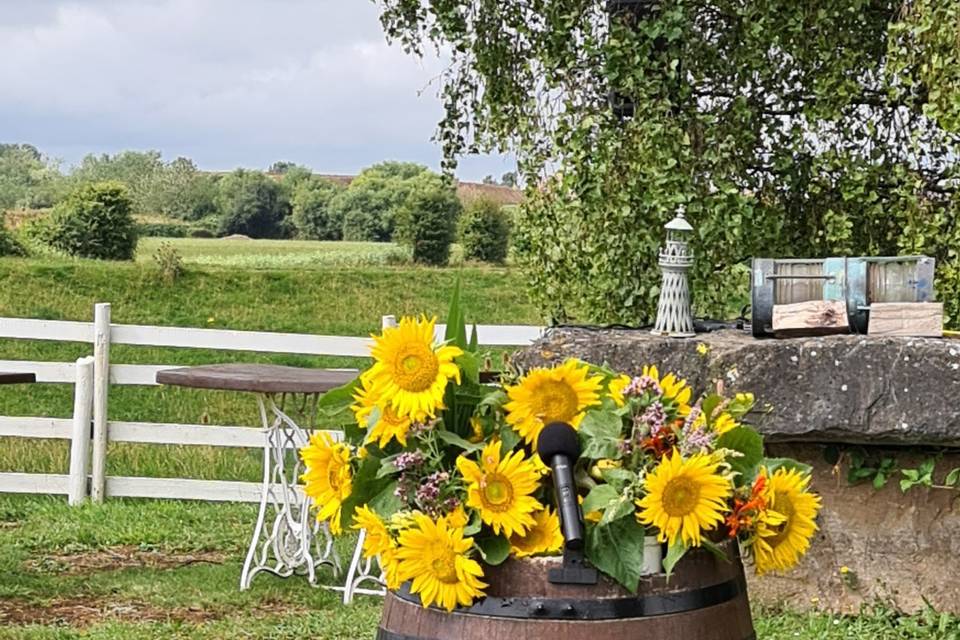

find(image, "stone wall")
[514,328,960,613]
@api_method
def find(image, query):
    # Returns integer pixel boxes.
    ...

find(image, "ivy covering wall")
[378,0,960,325]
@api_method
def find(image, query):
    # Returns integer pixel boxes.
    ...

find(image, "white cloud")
[0,0,514,179]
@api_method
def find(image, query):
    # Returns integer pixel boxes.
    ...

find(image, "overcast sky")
[0,0,514,181]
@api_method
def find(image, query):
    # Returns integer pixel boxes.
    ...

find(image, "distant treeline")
[0,144,520,242]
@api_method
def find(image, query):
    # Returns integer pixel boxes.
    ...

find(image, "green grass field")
[2,239,959,638]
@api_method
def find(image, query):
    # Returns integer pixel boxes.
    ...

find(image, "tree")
[292,177,345,240]
[500,171,517,188]
[39,181,138,260]
[460,198,510,263]
[216,169,291,238]
[482,174,496,185]
[151,157,218,220]
[378,1,960,325]
[395,173,462,265]
[335,162,429,241]
[70,151,164,215]
[0,144,65,210]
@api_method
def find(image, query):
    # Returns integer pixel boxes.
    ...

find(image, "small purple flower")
[625,375,662,397]
[395,451,425,471]
[637,401,667,436]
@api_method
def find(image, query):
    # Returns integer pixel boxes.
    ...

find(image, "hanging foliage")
[377,0,960,325]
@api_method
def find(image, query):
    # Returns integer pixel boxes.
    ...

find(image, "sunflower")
[504,359,603,446]
[608,373,632,407]
[300,432,352,534]
[394,512,487,611]
[456,440,543,537]
[352,375,415,448]
[753,468,821,575]
[642,365,693,415]
[367,315,462,419]
[352,504,395,560]
[636,449,732,547]
[712,412,738,436]
[509,507,563,558]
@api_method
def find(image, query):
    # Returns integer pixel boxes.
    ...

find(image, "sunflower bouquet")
[300,306,821,612]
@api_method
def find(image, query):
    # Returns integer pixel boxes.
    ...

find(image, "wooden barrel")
[376,538,754,640]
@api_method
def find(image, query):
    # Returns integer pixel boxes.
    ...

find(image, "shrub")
[460,198,510,263]
[395,174,462,266]
[136,222,189,238]
[152,241,184,284]
[292,178,345,240]
[216,169,291,238]
[0,215,25,257]
[336,162,429,242]
[42,182,138,260]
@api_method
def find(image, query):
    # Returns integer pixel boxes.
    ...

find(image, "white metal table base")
[240,393,340,590]
[338,528,387,604]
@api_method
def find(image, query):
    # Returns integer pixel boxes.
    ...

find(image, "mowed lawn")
[2,241,960,638]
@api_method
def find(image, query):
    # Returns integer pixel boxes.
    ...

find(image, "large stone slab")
[513,329,960,446]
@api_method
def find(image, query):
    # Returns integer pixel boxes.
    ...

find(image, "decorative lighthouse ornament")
[651,206,696,338]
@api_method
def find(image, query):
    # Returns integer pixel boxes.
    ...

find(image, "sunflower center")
[393,343,440,392]
[532,380,579,422]
[381,405,405,426]
[480,473,514,512]
[661,476,701,517]
[765,492,795,546]
[430,547,460,584]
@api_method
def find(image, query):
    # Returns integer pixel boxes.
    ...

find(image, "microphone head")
[537,422,581,464]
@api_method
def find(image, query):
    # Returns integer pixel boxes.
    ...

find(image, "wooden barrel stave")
[376,539,755,640]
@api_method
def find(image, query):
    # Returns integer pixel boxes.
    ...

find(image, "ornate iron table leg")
[239,393,340,590]
[341,528,387,604]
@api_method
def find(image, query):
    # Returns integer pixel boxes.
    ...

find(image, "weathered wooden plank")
[772,300,849,337]
[155,364,358,394]
[868,302,943,337]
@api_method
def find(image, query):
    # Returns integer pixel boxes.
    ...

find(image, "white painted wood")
[0,318,93,343]
[435,323,542,345]
[110,323,373,357]
[107,422,344,448]
[68,357,95,505]
[381,315,397,330]
[0,416,73,439]
[105,476,272,502]
[91,303,111,503]
[0,360,78,383]
[0,472,70,495]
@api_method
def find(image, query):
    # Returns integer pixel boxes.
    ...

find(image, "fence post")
[91,303,111,503]
[381,315,397,330]
[68,356,95,506]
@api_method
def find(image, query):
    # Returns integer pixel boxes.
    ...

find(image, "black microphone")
[537,421,585,550]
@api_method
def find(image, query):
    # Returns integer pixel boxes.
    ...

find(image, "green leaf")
[762,457,813,478]
[456,351,480,385]
[945,468,960,487]
[662,538,689,578]
[498,425,521,453]
[376,458,399,479]
[586,519,645,592]
[435,428,485,453]
[578,410,623,460]
[476,535,510,565]
[463,511,482,536]
[369,481,401,517]
[700,538,732,564]
[581,484,619,513]
[717,426,764,482]
[599,494,636,526]
[339,454,391,530]
[316,377,360,411]
[469,324,479,352]
[600,467,636,491]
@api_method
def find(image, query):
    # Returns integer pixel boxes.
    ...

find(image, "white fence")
[0,303,543,504]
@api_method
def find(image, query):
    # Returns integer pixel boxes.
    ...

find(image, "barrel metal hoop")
[390,575,747,621]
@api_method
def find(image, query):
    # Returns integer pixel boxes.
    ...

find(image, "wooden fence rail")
[0,304,543,504]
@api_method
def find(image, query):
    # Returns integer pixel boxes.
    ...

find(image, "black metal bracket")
[547,547,598,585]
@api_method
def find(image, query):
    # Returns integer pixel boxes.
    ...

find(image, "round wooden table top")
[0,372,36,385]
[155,364,357,394]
